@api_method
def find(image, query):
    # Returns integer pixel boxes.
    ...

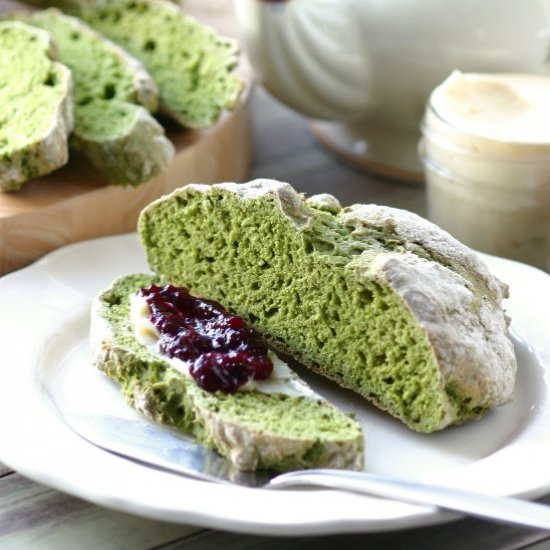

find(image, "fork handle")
[269,469,550,531]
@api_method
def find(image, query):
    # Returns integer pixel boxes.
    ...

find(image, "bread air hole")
[43,72,57,87]
[303,237,314,254]
[128,1,148,13]
[248,313,259,324]
[357,288,373,305]
[103,83,116,100]
[265,307,278,318]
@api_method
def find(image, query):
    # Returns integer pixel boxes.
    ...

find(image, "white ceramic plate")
[0,233,549,535]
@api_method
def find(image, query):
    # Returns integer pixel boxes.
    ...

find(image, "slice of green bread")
[73,0,243,129]
[0,21,73,191]
[138,180,518,433]
[91,273,364,471]
[8,9,174,186]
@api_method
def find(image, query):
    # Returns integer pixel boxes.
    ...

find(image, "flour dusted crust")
[197,406,363,471]
[0,22,73,191]
[170,179,517,429]
[75,104,175,186]
[340,204,516,422]
[174,180,312,226]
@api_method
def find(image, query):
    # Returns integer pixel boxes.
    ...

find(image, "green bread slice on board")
[44,0,244,129]
[8,9,175,186]
[0,21,73,191]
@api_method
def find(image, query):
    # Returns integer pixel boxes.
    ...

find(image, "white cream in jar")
[420,70,550,271]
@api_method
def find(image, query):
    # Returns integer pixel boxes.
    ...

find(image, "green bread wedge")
[137,180,518,433]
[91,273,365,472]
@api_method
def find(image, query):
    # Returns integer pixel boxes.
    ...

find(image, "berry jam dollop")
[138,284,273,393]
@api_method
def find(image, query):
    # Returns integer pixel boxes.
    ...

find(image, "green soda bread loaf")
[8,9,174,186]
[138,180,518,433]
[91,273,364,471]
[0,21,73,191]
[73,0,243,129]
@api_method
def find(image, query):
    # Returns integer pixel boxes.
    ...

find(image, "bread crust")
[73,104,174,186]
[342,204,516,417]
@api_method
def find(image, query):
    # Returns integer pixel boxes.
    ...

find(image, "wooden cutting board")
[0,0,253,275]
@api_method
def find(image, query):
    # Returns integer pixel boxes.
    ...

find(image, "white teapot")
[235,0,550,182]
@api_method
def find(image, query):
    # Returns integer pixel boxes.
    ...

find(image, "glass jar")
[419,74,550,272]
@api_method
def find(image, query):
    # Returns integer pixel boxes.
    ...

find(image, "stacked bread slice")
[1,0,242,190]
[0,21,73,191]
[75,0,243,130]
[12,9,175,186]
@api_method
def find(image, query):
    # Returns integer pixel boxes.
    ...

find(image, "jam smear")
[139,284,273,393]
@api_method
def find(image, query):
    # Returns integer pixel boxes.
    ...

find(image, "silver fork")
[65,414,550,531]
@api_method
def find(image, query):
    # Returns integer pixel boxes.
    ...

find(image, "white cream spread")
[421,71,550,271]
[430,70,550,143]
[130,292,160,345]
[129,293,318,398]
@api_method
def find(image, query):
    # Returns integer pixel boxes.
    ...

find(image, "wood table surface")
[1,86,550,550]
